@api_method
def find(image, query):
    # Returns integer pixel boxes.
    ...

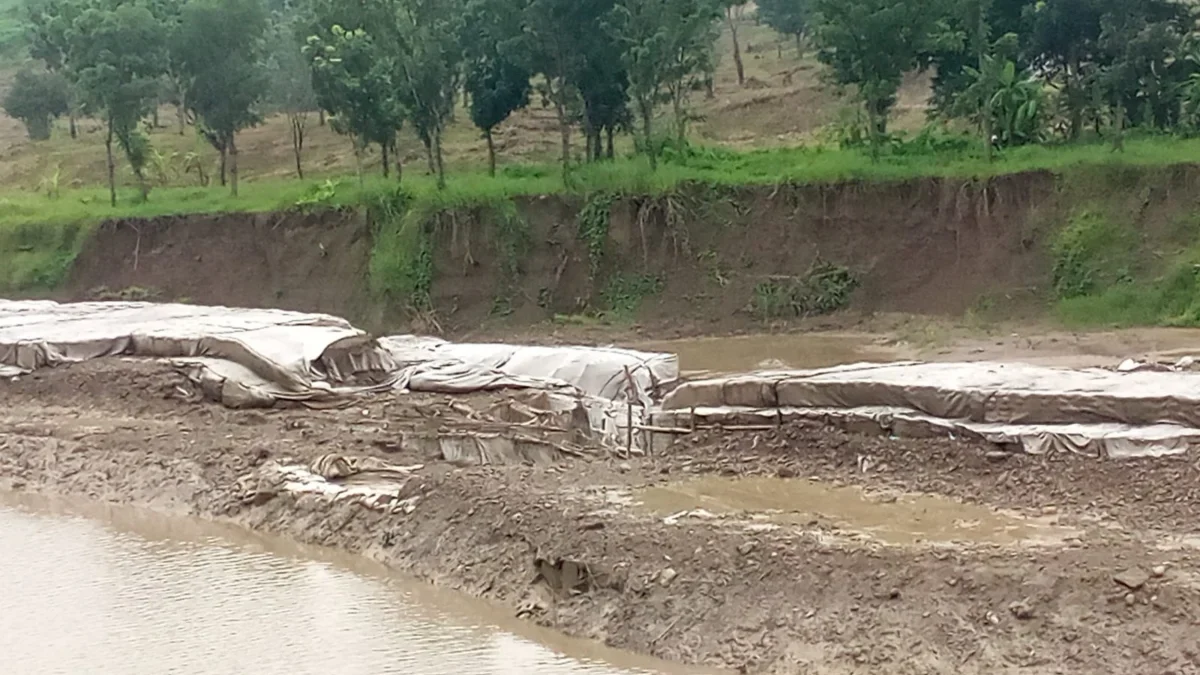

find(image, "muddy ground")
[2,359,1200,675]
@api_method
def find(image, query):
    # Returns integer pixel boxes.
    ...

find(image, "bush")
[2,69,70,141]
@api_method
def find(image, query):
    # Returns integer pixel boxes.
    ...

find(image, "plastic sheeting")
[0,300,678,451]
[380,336,678,404]
[658,362,1200,458]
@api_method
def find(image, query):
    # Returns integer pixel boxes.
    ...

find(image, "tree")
[175,0,269,197]
[68,3,166,205]
[24,0,83,138]
[305,24,404,182]
[463,0,532,176]
[265,16,319,178]
[2,68,70,140]
[721,1,745,86]
[615,0,721,169]
[394,0,467,189]
[811,0,954,153]
[521,0,596,180]
[757,0,812,56]
[145,0,191,135]
[576,13,630,161]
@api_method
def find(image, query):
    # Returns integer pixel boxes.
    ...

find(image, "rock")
[737,542,757,556]
[1114,569,1150,591]
[1008,599,1035,620]
[1152,565,1167,578]
[618,462,632,473]
[659,568,678,586]
[985,451,1011,462]
[776,466,797,479]
[1125,593,1137,606]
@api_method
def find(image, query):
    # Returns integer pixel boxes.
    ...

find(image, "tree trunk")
[796,32,804,58]
[727,8,745,87]
[219,143,227,187]
[433,127,446,190]
[583,116,595,162]
[395,153,403,183]
[178,94,186,135]
[1067,50,1082,141]
[105,118,116,207]
[424,137,436,174]
[554,92,571,182]
[672,86,686,147]
[705,75,715,99]
[69,112,77,140]
[641,99,656,171]
[229,134,239,197]
[290,114,305,179]
[1112,103,1125,152]
[605,125,614,159]
[152,106,159,129]
[485,128,496,176]
[381,141,390,178]
[319,109,325,126]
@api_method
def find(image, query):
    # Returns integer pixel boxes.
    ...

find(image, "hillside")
[0,13,932,191]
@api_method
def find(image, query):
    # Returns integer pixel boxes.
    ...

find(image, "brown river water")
[0,492,716,675]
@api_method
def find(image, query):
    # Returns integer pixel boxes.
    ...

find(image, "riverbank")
[3,356,1199,674]
[10,153,1200,336]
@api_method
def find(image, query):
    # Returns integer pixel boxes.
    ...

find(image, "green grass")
[7,134,1200,231]
[9,132,1200,310]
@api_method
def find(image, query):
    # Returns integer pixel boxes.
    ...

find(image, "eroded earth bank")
[3,353,1200,675]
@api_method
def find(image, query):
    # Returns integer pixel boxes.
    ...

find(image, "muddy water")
[637,476,1072,547]
[0,493,715,675]
[635,334,907,373]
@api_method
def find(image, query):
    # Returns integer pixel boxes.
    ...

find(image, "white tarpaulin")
[0,300,678,451]
[380,336,678,404]
[657,362,1200,458]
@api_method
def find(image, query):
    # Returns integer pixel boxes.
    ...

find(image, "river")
[0,493,713,675]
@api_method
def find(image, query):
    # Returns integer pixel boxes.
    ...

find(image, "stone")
[1009,599,1035,620]
[1152,565,1167,578]
[659,568,678,586]
[1114,569,1150,591]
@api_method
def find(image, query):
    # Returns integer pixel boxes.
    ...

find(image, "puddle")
[636,476,1073,547]
[633,334,907,373]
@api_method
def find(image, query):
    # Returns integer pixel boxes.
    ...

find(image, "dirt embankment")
[51,164,1200,335]
[3,360,1200,674]
[53,172,1064,333]
[63,209,375,319]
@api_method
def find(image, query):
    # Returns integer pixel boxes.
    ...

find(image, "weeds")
[600,273,663,319]
[579,192,617,279]
[751,259,859,319]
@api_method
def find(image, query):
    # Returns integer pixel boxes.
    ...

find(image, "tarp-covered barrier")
[0,300,678,453]
[656,362,1200,458]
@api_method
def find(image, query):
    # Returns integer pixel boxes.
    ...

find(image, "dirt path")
[2,359,1199,674]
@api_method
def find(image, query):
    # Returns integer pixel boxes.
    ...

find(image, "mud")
[3,357,1200,674]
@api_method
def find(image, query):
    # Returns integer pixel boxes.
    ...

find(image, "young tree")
[175,0,269,197]
[811,0,954,153]
[305,25,404,182]
[576,22,630,161]
[265,16,318,178]
[2,68,70,140]
[721,1,745,86]
[24,0,83,138]
[394,0,467,189]
[463,0,532,176]
[521,0,596,179]
[68,3,166,205]
[616,0,721,169]
[757,0,812,57]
